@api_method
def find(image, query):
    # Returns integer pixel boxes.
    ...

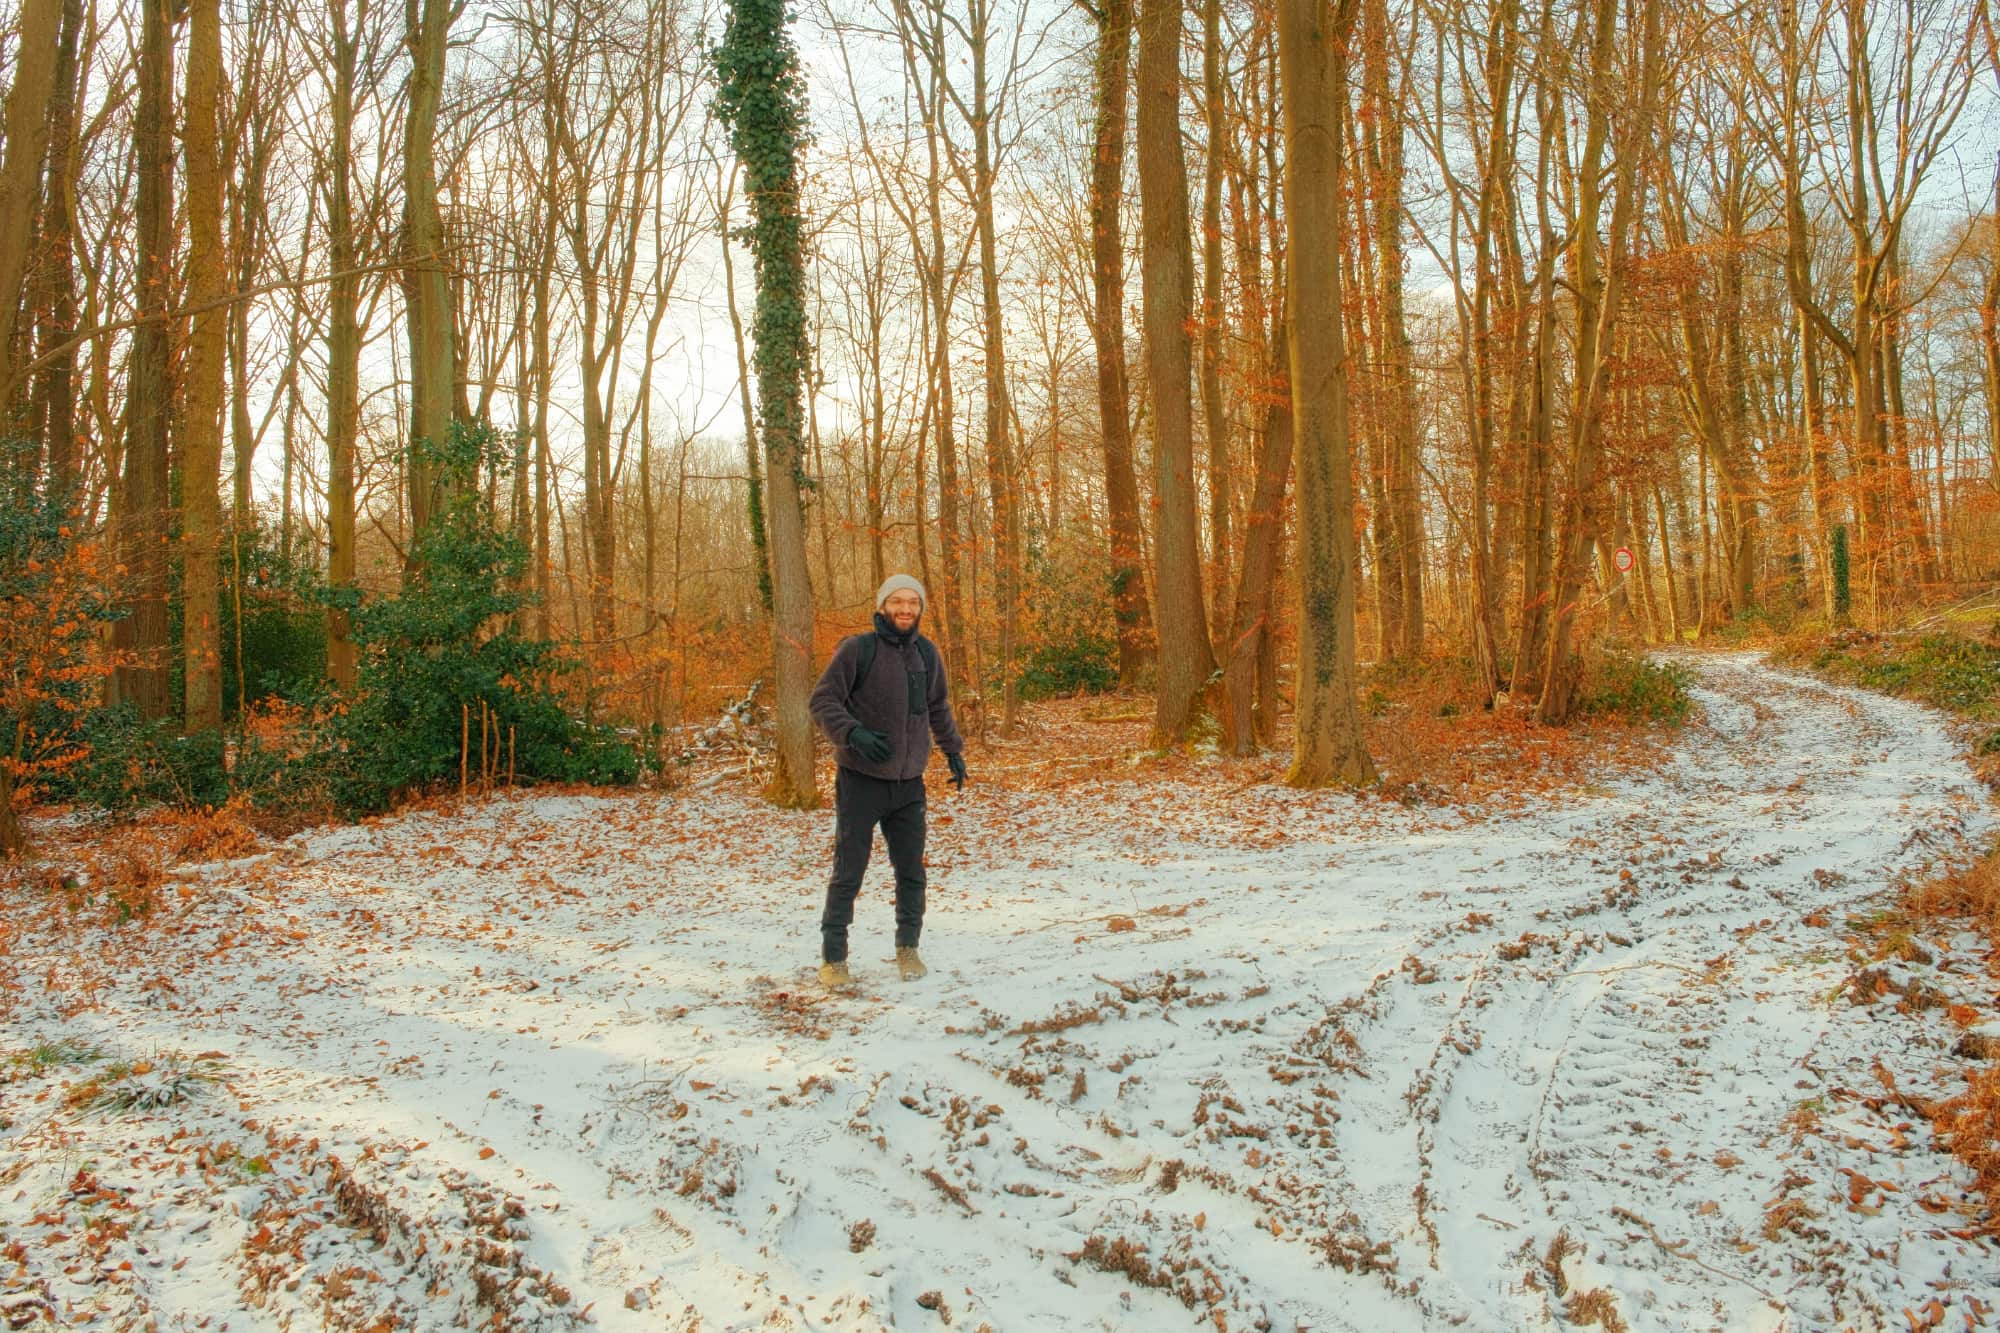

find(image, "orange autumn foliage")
[0,522,124,853]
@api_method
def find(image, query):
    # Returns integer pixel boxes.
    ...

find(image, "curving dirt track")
[2,653,1994,1331]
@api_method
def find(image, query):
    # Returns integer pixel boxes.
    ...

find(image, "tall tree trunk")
[1199,0,1232,640]
[403,0,456,545]
[1137,0,1216,744]
[1222,333,1292,755]
[1651,483,1682,639]
[1361,0,1424,660]
[1086,0,1154,686]
[32,0,84,496]
[181,0,227,735]
[1981,171,2000,488]
[720,172,773,611]
[1880,250,1937,586]
[325,0,363,690]
[227,92,271,525]
[1508,2,1561,699]
[0,0,62,420]
[1466,0,1518,696]
[531,234,554,640]
[1278,0,1374,787]
[112,0,174,720]
[900,18,970,697]
[969,18,1021,733]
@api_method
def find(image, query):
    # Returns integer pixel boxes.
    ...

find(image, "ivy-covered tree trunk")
[716,0,819,810]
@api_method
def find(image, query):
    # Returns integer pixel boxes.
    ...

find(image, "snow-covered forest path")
[5,653,1997,1331]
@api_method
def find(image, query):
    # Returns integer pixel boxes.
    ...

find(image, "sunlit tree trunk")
[1137,0,1217,744]
[112,0,175,720]
[402,0,456,544]
[32,0,84,496]
[1360,0,1422,660]
[965,3,1022,732]
[1466,0,1519,696]
[325,0,363,690]
[1222,333,1292,756]
[0,0,61,421]
[1277,0,1374,787]
[1199,0,1232,640]
[181,0,227,735]
[1085,0,1154,687]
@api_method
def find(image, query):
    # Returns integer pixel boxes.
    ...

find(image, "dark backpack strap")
[852,631,937,695]
[850,632,878,692]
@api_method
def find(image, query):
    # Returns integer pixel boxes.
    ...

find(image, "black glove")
[946,751,967,790]
[848,725,892,763]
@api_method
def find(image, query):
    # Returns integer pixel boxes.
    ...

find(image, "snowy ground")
[3,653,1997,1331]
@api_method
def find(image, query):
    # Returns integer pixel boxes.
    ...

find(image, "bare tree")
[403,0,456,541]
[1080,0,1155,686]
[111,0,175,720]
[1278,0,1374,786]
[180,0,228,733]
[1137,0,1216,745]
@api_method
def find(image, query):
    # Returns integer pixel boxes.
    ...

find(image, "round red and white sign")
[1613,546,1635,574]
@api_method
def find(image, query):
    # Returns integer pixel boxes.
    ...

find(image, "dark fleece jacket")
[809,612,964,780]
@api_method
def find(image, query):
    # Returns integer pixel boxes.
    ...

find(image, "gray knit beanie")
[876,573,926,611]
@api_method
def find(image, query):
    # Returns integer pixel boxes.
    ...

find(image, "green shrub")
[1015,536,1120,701]
[0,444,124,841]
[1831,524,1852,618]
[1581,651,1694,725]
[60,705,229,812]
[219,528,328,714]
[1017,633,1117,700]
[1711,601,1800,645]
[1809,632,2000,717]
[311,421,638,814]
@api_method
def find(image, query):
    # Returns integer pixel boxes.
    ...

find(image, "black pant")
[820,767,927,962]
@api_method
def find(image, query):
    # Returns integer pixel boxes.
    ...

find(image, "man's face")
[884,589,921,631]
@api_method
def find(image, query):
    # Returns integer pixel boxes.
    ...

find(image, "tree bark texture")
[1137,0,1216,745]
[402,0,456,544]
[1277,0,1375,786]
[1087,0,1155,686]
[181,0,228,735]
[112,0,174,720]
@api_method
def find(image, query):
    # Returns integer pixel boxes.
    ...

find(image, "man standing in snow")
[808,575,967,990]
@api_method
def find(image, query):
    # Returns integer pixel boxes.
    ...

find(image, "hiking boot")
[896,946,927,981]
[818,960,855,990]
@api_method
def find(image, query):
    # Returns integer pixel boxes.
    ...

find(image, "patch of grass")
[1773,627,2000,719]
[68,1053,223,1114]
[21,1038,100,1069]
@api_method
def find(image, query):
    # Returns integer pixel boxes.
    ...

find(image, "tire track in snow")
[1358,654,1995,1331]
[8,653,1994,1331]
